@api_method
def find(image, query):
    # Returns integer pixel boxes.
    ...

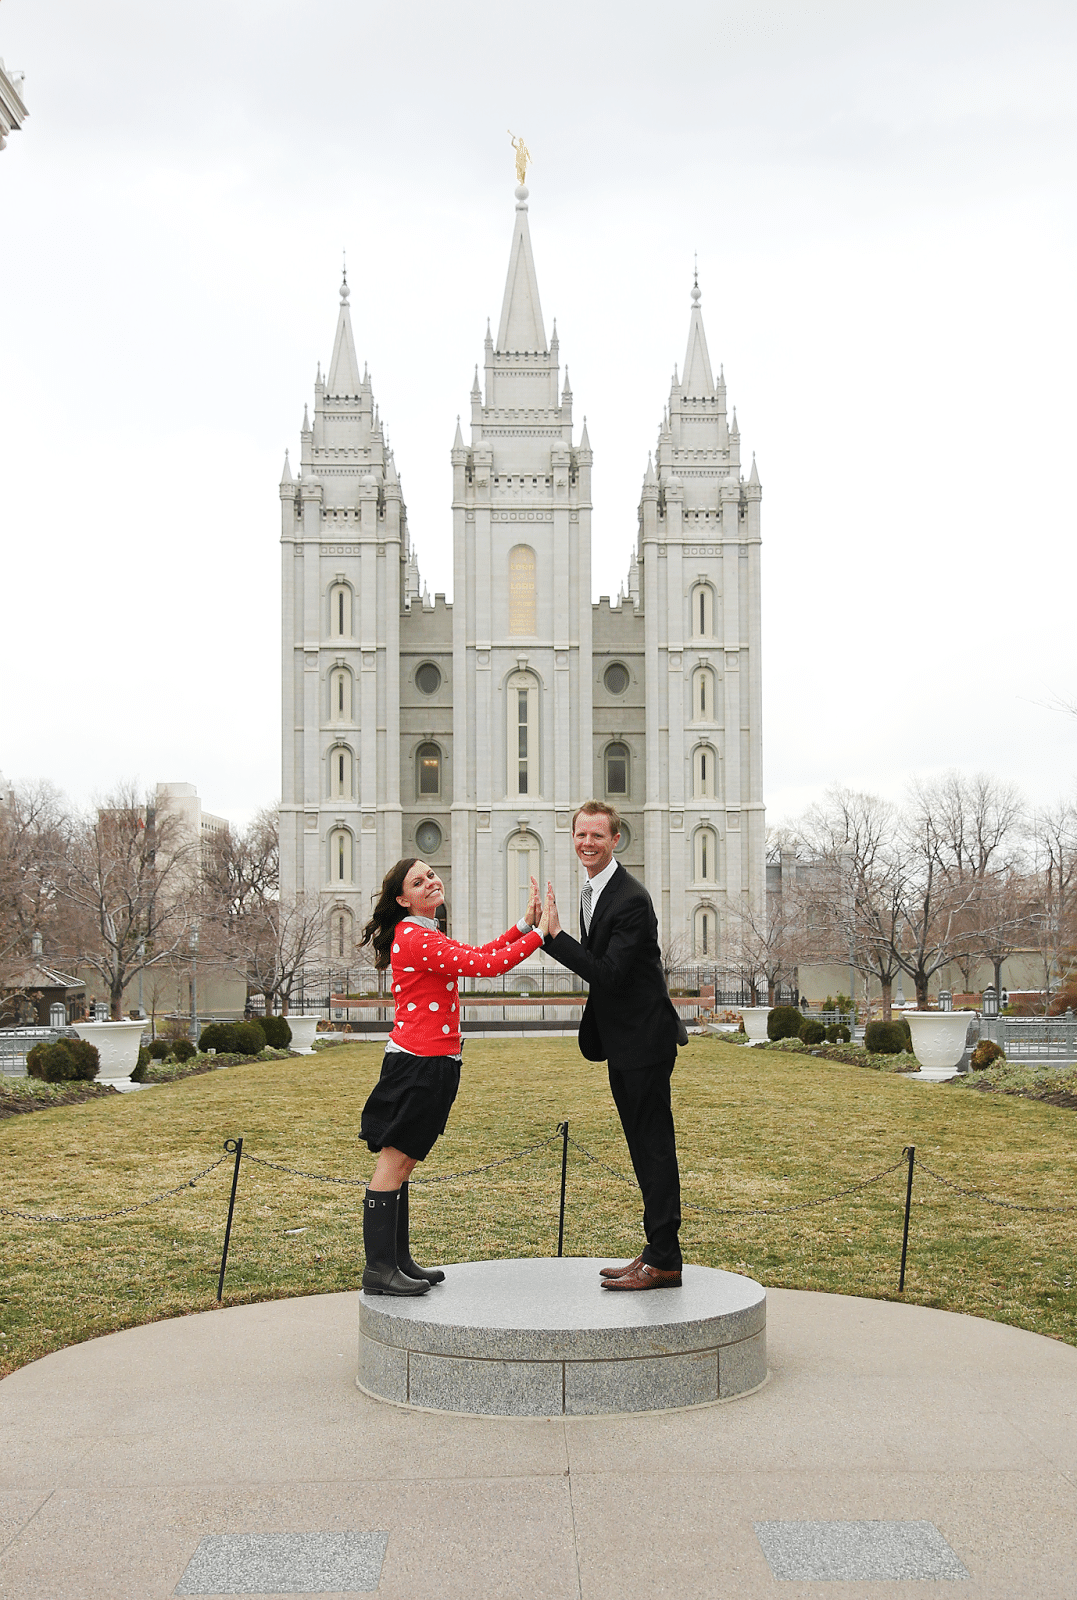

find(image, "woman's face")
[396,860,445,916]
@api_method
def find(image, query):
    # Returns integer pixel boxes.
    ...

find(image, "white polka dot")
[451,1003,456,1013]
[395,985,401,993]
[407,1003,416,1011]
[446,982,454,991]
[429,1001,439,1011]
[392,944,400,953]
[442,1024,450,1034]
[404,966,415,972]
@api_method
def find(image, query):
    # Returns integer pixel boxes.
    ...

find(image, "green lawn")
[1,1036,1074,1377]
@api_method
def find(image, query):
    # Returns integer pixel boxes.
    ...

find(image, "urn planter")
[904,1010,971,1076]
[69,1019,146,1082]
[741,1007,772,1044]
[285,1015,320,1055]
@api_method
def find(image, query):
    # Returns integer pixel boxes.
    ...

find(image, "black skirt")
[360,1050,462,1161]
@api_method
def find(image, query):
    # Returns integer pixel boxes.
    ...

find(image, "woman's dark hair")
[360,858,420,970]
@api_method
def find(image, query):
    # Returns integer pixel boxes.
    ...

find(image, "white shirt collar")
[583,855,619,909]
[402,913,440,931]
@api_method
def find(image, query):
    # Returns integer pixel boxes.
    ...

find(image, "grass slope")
[0,1036,1074,1377]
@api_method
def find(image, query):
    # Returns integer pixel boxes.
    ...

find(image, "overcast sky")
[1,0,1075,830]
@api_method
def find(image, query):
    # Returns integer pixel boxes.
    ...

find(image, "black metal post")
[899,1145,915,1292]
[557,1120,569,1257]
[217,1137,243,1302]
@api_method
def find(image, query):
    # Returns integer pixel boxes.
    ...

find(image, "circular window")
[415,820,442,855]
[614,822,631,854]
[604,662,629,695]
[416,662,442,695]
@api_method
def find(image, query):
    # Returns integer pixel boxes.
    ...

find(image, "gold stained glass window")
[509,545,536,635]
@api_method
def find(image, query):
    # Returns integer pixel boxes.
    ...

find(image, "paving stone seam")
[0,1487,54,1561]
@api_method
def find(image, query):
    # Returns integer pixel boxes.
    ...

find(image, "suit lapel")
[585,863,624,944]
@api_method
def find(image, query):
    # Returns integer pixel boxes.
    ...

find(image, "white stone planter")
[285,1015,320,1055]
[904,1010,971,1076]
[70,1019,146,1082]
[741,1007,772,1044]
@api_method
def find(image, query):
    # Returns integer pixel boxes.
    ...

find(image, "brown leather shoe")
[601,1262,683,1291]
[599,1255,643,1279]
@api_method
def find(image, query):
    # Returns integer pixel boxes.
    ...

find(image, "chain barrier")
[241,1132,562,1189]
[565,1133,908,1218]
[913,1158,1077,1215]
[0,1153,230,1223]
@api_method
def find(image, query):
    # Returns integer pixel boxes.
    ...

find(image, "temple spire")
[326,271,362,396]
[496,184,546,353]
[681,273,715,398]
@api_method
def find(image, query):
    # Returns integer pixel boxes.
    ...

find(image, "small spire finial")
[340,252,349,305]
[691,256,700,305]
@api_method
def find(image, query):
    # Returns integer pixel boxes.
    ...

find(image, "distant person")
[357,858,549,1296]
[543,802,689,1291]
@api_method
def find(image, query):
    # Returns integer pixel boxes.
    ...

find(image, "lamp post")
[136,938,145,1019]
[189,925,200,1043]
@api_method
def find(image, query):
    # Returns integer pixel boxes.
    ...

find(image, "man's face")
[572,812,619,877]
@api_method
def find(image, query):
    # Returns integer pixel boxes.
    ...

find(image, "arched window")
[328,829,353,885]
[328,744,353,800]
[691,582,716,639]
[692,666,716,722]
[508,544,537,635]
[604,741,629,798]
[694,905,718,958]
[332,907,355,958]
[416,742,441,799]
[694,826,718,883]
[693,743,718,800]
[329,583,352,638]
[506,670,540,798]
[507,830,542,924]
[330,667,353,722]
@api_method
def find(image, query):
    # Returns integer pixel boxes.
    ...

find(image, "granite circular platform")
[357,1257,766,1416]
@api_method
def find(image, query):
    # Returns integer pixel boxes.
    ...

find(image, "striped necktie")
[581,880,593,935]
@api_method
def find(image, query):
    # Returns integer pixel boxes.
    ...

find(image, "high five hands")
[525,875,561,939]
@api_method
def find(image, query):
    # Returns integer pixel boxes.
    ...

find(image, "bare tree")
[56,784,200,1018]
[238,893,328,1015]
[727,849,809,1004]
[1025,802,1077,1010]
[799,787,907,1019]
[0,781,67,980]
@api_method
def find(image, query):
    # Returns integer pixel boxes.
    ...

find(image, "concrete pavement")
[0,1285,1075,1597]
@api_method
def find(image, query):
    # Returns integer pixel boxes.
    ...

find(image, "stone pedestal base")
[358,1258,766,1417]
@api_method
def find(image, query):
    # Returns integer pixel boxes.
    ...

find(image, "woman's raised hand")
[525,874,542,927]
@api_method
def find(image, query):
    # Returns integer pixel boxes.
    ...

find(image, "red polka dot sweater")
[389,918,543,1057]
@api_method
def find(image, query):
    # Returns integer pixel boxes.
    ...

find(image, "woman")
[357,857,549,1296]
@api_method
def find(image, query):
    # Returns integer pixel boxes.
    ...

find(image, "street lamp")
[189,925,200,1043]
[136,937,145,1019]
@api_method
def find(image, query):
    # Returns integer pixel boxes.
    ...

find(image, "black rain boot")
[397,1181,445,1285]
[362,1189,430,1296]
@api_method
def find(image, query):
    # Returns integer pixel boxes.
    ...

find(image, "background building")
[279,187,765,960]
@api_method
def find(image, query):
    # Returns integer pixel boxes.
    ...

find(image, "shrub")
[799,1018,826,1046]
[199,1022,236,1054]
[260,1015,292,1049]
[971,1038,1005,1071]
[864,1020,907,1055]
[767,1005,803,1041]
[131,1046,152,1083]
[825,1023,852,1044]
[172,1039,196,1063]
[26,1039,100,1082]
[231,1020,267,1056]
[149,1038,172,1060]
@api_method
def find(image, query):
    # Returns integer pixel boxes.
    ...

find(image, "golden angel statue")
[508,130,532,186]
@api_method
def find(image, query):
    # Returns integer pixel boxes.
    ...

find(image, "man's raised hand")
[543,881,562,940]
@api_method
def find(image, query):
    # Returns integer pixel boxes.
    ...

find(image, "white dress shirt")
[582,855,619,930]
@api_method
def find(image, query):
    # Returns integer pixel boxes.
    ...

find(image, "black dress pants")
[607,1054,682,1270]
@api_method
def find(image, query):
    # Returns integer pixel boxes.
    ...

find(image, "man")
[544,801,689,1290]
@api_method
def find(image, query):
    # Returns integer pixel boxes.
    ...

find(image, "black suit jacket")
[546,863,688,1070]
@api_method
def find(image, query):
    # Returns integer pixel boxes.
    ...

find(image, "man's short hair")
[571,799,621,837]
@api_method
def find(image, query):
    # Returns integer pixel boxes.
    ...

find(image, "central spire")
[681,273,715,399]
[326,270,362,396]
[496,185,547,354]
